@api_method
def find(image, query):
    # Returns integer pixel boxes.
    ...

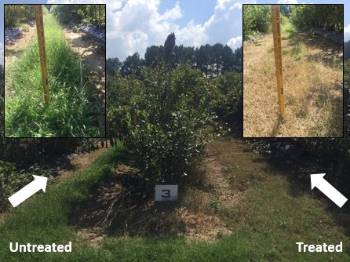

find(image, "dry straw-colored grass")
[243,31,343,137]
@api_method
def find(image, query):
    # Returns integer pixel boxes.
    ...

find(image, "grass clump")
[281,17,296,37]
[5,14,101,137]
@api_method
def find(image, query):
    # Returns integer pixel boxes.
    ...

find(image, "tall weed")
[5,14,101,137]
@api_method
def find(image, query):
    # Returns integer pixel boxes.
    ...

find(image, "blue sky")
[1,0,350,61]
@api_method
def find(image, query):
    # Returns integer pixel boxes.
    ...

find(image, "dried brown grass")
[243,32,343,137]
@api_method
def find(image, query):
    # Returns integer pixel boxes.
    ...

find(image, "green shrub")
[108,65,212,184]
[101,164,114,182]
[290,5,343,32]
[52,5,105,27]
[5,5,35,28]
[243,5,271,40]
[211,71,242,129]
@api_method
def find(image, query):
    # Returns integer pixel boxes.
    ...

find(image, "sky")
[1,0,350,62]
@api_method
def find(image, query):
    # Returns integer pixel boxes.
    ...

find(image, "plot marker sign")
[311,173,348,208]
[271,5,285,115]
[8,176,48,208]
[155,185,178,201]
[35,5,49,105]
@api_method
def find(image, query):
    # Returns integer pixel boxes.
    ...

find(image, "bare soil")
[63,28,105,98]
[5,25,36,65]
[56,147,108,184]
[63,28,106,132]
[243,31,343,137]
[5,24,37,97]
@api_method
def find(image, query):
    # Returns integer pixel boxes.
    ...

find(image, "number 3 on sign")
[161,189,171,198]
[155,185,178,201]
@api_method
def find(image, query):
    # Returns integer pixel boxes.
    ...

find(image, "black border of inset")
[3,3,107,139]
[242,3,345,139]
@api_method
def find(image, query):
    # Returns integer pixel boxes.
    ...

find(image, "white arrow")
[8,175,48,208]
[311,173,348,208]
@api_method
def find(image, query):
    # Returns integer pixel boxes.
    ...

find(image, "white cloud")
[49,0,247,59]
[159,1,182,21]
[278,0,298,3]
[227,36,242,50]
[107,0,206,59]
[345,24,350,41]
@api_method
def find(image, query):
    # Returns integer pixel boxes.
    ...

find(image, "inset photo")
[243,4,344,137]
[4,4,106,137]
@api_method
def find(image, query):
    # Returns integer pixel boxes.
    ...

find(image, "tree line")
[107,42,242,78]
[244,4,343,39]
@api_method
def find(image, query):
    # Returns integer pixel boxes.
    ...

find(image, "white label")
[9,242,72,253]
[296,242,343,253]
[155,185,178,201]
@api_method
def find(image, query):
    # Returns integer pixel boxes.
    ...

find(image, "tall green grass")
[5,14,101,137]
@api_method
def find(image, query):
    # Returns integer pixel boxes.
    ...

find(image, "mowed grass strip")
[5,13,101,137]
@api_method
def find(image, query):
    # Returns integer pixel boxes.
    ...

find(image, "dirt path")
[5,24,37,97]
[204,140,251,208]
[63,28,106,132]
[63,28,105,98]
[5,25,36,65]
[56,146,108,184]
[244,30,343,137]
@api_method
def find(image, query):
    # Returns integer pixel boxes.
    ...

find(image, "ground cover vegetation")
[243,5,343,137]
[5,6,103,137]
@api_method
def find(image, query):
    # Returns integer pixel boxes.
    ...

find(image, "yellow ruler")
[35,5,49,105]
[271,5,285,115]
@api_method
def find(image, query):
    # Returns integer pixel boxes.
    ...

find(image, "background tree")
[145,46,164,67]
[121,53,143,77]
[106,58,121,75]
[290,5,343,32]
[164,33,176,67]
[5,5,35,28]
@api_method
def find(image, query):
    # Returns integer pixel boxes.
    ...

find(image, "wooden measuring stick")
[271,6,285,115]
[35,5,49,105]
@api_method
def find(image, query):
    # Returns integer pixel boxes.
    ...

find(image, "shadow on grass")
[287,30,343,68]
[259,138,350,237]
